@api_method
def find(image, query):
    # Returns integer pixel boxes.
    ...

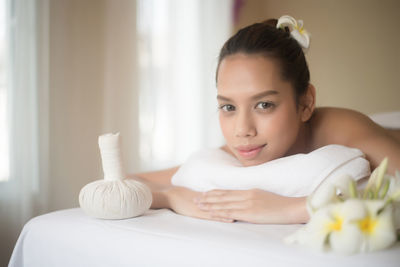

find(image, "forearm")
[129,175,172,209]
[283,196,309,224]
[128,166,180,210]
[253,195,309,224]
[151,190,170,209]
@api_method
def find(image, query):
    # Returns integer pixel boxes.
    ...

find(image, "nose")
[234,110,256,138]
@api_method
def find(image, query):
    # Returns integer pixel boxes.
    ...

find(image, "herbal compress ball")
[79,133,152,219]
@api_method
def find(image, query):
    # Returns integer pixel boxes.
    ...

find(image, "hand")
[162,186,235,223]
[194,189,308,224]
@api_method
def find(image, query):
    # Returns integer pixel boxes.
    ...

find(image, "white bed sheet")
[9,208,400,267]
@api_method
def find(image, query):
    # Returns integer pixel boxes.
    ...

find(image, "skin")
[133,53,400,224]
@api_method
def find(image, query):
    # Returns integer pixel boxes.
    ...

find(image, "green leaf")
[349,179,357,198]
[375,158,388,192]
[379,179,390,199]
[368,190,374,200]
[363,158,388,198]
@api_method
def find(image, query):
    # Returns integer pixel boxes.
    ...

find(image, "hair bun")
[261,18,278,28]
[276,15,310,50]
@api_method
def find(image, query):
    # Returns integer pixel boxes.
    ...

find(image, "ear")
[300,83,316,122]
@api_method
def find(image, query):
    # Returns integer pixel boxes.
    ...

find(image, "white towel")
[172,145,371,197]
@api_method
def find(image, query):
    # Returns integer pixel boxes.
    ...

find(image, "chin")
[237,151,282,166]
[239,158,268,167]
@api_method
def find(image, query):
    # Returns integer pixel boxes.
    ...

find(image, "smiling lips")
[236,144,266,159]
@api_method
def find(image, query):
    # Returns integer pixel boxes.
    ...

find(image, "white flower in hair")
[277,15,310,50]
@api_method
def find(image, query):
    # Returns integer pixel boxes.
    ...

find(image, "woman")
[133,17,400,224]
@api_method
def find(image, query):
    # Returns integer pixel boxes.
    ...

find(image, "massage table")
[9,208,400,266]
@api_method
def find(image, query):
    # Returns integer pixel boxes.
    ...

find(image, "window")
[0,0,9,182]
[137,0,230,171]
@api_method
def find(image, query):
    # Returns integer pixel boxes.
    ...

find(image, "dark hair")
[216,19,310,104]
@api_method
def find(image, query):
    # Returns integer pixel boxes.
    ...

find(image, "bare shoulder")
[310,107,379,145]
[309,107,400,172]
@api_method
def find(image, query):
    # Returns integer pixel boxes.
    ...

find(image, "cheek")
[219,114,233,140]
[258,106,300,141]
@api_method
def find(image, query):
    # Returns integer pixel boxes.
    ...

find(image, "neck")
[285,122,311,156]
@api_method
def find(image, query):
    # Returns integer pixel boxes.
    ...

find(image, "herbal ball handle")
[98,133,125,181]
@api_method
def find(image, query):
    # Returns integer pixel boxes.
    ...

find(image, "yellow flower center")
[295,25,305,34]
[326,215,343,232]
[358,216,378,234]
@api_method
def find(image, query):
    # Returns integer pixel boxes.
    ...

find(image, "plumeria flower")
[354,200,396,252]
[288,200,365,253]
[289,199,397,254]
[325,200,367,254]
[287,158,400,254]
[276,15,310,50]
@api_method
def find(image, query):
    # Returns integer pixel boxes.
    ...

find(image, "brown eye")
[256,102,274,110]
[219,104,235,112]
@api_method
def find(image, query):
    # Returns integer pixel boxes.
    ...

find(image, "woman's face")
[217,53,304,166]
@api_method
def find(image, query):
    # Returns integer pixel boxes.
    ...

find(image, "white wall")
[48,0,138,211]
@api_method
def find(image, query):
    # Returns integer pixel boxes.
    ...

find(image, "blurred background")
[0,0,399,265]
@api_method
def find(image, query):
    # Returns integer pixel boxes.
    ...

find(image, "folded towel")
[172,145,371,197]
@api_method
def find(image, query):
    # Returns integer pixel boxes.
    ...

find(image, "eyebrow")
[217,90,279,102]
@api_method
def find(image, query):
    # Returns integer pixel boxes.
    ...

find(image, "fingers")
[210,209,246,223]
[202,208,236,223]
[195,198,251,223]
[210,217,235,223]
[193,189,252,204]
[197,200,249,211]
[194,207,235,223]
[187,191,235,223]
[210,209,238,220]
[192,189,261,223]
[196,201,251,222]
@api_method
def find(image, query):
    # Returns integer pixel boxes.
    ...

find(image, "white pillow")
[172,145,370,197]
